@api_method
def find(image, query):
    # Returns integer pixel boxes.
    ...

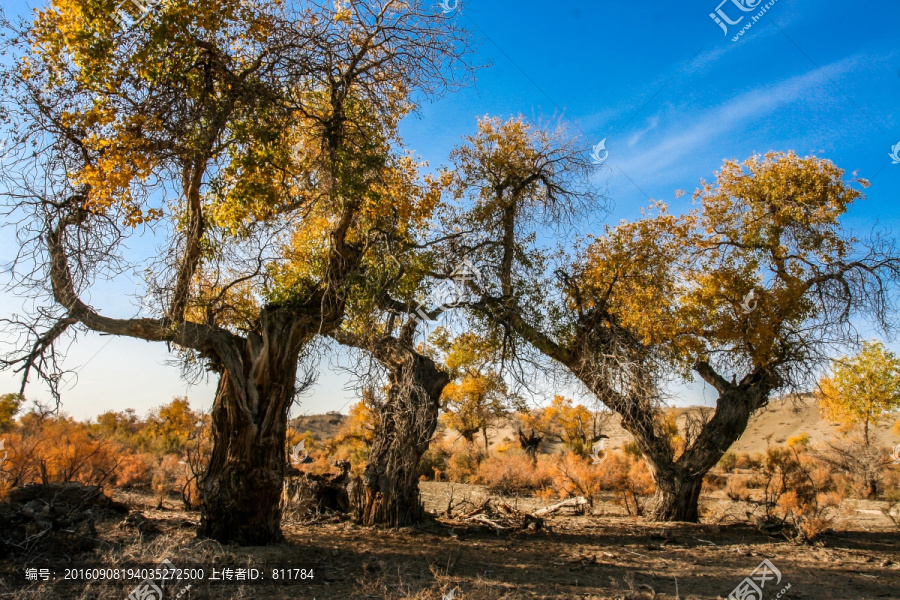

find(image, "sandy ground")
[2,482,898,600]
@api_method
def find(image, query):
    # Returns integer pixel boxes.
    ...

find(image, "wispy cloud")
[609,54,863,187]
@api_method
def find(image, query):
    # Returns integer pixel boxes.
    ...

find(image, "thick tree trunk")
[197,310,308,545]
[616,368,776,523]
[197,373,291,544]
[354,347,449,527]
[648,470,705,522]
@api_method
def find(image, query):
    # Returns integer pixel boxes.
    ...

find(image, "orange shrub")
[2,416,119,488]
[446,445,482,483]
[475,452,553,495]
[152,454,186,508]
[551,451,605,505]
[725,476,751,501]
[113,452,154,488]
[752,441,845,542]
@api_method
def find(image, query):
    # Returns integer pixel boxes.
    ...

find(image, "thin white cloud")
[627,116,659,147]
[609,54,862,183]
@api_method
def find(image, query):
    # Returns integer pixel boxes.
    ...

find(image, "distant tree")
[145,397,201,455]
[516,426,544,463]
[329,391,382,470]
[818,341,900,497]
[538,395,610,456]
[333,391,381,448]
[0,394,23,432]
[436,331,516,451]
[92,409,140,443]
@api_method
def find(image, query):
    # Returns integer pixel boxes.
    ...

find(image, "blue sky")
[1,0,899,419]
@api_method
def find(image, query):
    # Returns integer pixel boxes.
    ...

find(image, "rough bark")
[333,331,450,527]
[196,309,318,544]
[648,470,705,522]
[638,367,777,522]
[355,343,449,527]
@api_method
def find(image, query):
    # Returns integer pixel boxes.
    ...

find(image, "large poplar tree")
[447,117,900,522]
[0,0,472,544]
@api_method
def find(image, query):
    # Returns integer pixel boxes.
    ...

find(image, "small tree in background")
[538,396,611,456]
[0,394,23,432]
[330,391,382,472]
[436,331,516,451]
[818,341,900,498]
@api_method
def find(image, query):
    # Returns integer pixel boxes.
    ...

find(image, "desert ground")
[2,399,898,600]
[1,478,898,600]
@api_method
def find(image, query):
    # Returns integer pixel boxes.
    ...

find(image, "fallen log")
[534,496,589,517]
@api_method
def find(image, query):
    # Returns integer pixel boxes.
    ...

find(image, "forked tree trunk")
[354,346,449,527]
[617,370,775,523]
[197,310,307,545]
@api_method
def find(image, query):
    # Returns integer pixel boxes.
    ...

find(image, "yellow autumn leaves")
[577,152,867,373]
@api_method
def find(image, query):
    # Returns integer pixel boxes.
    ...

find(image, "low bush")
[475,451,553,495]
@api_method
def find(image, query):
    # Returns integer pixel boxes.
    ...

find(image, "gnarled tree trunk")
[337,332,450,527]
[636,370,775,523]
[197,310,311,545]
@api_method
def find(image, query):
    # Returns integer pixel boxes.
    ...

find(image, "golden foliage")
[577,152,869,372]
[818,341,900,429]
